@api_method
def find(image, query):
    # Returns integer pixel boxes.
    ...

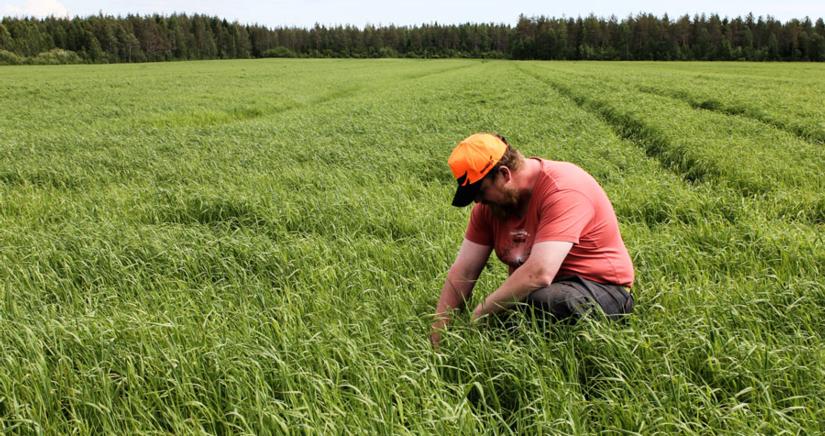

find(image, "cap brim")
[451,181,481,207]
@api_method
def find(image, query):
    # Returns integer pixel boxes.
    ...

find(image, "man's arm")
[471,240,573,320]
[431,239,492,346]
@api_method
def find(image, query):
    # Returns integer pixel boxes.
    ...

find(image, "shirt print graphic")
[501,228,530,269]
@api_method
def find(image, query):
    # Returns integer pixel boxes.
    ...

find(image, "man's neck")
[514,158,542,195]
[504,158,541,217]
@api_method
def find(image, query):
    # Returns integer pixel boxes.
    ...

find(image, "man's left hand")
[471,303,487,322]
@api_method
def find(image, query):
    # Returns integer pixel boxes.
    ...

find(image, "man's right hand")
[429,330,441,349]
[429,318,446,349]
[430,239,491,350]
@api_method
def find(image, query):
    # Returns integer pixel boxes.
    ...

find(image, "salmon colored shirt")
[465,158,634,287]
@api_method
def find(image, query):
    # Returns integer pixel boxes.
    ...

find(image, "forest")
[1,13,824,64]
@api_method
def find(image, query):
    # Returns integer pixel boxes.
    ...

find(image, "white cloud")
[1,0,69,18]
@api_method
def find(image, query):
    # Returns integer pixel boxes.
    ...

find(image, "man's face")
[475,169,521,219]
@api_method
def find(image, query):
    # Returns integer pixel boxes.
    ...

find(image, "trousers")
[524,275,634,321]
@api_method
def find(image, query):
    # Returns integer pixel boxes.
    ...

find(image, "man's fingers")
[471,303,485,322]
[429,332,441,349]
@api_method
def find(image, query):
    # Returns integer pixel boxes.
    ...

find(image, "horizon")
[2,10,824,30]
[1,0,824,29]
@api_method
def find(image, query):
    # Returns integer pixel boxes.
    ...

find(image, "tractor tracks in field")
[140,85,364,130]
[636,85,825,146]
[400,62,477,81]
[144,62,478,130]
[515,64,824,225]
[515,65,717,188]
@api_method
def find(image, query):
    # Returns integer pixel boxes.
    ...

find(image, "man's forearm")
[473,261,553,319]
[433,269,476,328]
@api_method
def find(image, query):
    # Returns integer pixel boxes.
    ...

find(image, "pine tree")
[0,23,12,51]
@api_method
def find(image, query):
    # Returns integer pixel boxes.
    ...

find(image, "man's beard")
[487,186,523,219]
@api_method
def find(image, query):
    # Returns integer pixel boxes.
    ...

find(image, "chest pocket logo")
[511,229,528,243]
[508,229,530,267]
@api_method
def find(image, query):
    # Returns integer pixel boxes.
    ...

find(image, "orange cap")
[448,133,507,207]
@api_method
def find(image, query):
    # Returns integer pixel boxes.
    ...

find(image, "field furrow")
[520,63,825,224]
[637,84,825,145]
[562,62,825,145]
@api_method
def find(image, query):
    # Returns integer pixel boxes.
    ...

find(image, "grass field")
[1,59,824,433]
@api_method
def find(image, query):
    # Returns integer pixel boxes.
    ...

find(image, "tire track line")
[515,64,717,188]
[516,64,825,225]
[637,85,825,145]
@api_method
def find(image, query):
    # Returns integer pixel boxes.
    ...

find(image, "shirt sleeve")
[464,204,494,246]
[535,189,595,244]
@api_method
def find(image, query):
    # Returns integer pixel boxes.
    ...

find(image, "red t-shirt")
[465,158,634,287]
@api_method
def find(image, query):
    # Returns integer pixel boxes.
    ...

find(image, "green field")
[1,59,824,433]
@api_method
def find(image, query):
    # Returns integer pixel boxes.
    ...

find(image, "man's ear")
[498,166,512,183]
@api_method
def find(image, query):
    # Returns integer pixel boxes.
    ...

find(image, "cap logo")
[479,156,494,175]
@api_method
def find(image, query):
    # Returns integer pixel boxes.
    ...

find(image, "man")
[430,133,634,347]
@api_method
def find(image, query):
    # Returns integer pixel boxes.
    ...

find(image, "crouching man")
[431,133,635,347]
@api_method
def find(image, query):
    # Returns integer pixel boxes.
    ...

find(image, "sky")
[1,0,824,28]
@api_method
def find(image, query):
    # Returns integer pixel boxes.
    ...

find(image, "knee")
[527,284,590,320]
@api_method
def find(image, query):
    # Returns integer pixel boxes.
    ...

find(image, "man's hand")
[471,302,487,322]
[471,241,574,317]
[429,330,441,349]
[429,313,448,349]
[430,239,492,348]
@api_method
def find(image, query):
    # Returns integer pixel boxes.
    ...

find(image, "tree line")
[1,13,824,64]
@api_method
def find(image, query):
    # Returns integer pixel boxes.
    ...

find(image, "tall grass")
[0,59,823,433]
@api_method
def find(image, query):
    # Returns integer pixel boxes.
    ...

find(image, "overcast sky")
[2,0,824,27]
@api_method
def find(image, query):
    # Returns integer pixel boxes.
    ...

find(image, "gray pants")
[524,275,634,321]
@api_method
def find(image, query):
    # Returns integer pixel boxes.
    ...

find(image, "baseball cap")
[447,133,508,207]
